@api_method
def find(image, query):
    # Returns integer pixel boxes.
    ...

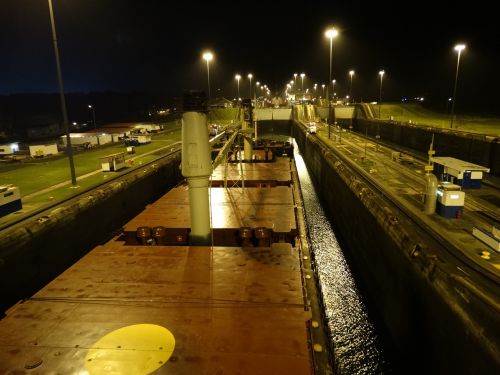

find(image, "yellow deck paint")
[85,324,175,375]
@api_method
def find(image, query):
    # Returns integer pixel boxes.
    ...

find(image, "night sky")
[1,1,499,114]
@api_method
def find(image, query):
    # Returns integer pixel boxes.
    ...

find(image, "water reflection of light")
[293,139,387,374]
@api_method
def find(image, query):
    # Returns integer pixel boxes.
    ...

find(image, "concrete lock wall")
[255,108,273,121]
[334,106,355,119]
[256,120,292,136]
[354,119,500,176]
[0,151,182,313]
[270,108,293,120]
[254,108,293,121]
[292,121,499,374]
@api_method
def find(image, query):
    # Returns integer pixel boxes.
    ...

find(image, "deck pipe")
[242,99,254,161]
[181,91,212,245]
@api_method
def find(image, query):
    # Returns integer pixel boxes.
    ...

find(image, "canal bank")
[292,120,499,374]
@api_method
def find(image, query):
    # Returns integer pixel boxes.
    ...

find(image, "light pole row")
[290,31,465,130]
[203,40,466,123]
[202,51,258,101]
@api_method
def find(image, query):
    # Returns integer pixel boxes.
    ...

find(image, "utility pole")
[48,0,76,186]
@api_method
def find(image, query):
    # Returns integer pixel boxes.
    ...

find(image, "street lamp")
[325,27,338,139]
[294,73,298,87]
[378,70,385,118]
[247,73,253,98]
[202,51,213,98]
[446,97,452,114]
[450,44,466,128]
[349,70,355,100]
[256,81,260,106]
[235,74,241,100]
[322,84,325,98]
[88,105,96,129]
[47,0,76,186]
[300,73,305,93]
[332,79,336,99]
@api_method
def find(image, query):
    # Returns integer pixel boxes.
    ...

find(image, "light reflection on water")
[294,140,388,374]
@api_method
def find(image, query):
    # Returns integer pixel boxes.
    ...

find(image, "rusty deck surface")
[211,160,292,182]
[0,157,316,374]
[125,186,296,231]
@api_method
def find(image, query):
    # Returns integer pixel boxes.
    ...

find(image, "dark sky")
[1,0,499,113]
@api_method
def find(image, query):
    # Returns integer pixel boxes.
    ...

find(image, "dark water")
[293,140,389,374]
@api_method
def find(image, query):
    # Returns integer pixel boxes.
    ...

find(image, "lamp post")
[349,70,355,101]
[322,84,325,99]
[294,73,298,87]
[378,70,385,118]
[300,73,305,93]
[247,73,253,98]
[88,105,96,129]
[325,27,338,139]
[235,74,241,100]
[256,81,260,107]
[332,79,336,100]
[47,0,76,186]
[202,51,213,98]
[450,44,466,128]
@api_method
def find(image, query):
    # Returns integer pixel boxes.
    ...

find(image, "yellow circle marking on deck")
[313,344,323,352]
[85,324,175,375]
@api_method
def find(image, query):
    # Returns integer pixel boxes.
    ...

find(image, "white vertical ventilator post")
[243,100,253,161]
[181,91,212,245]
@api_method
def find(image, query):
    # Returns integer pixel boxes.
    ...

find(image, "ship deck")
[0,155,328,374]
